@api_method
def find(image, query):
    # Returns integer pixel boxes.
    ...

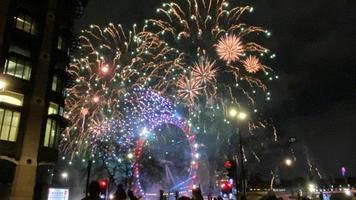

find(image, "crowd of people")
[81,180,288,200]
[81,180,207,200]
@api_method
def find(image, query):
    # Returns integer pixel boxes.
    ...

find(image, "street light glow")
[61,172,68,179]
[308,183,316,193]
[229,109,237,117]
[284,158,293,166]
[229,108,247,120]
[238,112,247,120]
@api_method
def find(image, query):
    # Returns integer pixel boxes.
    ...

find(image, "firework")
[61,0,279,179]
[176,76,203,106]
[216,35,244,63]
[147,0,275,108]
[145,0,279,165]
[192,56,218,100]
[61,23,183,158]
[192,57,217,86]
[242,55,266,73]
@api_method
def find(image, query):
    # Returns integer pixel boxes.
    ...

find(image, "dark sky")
[76,0,356,178]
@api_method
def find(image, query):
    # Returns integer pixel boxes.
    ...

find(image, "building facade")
[0,0,87,199]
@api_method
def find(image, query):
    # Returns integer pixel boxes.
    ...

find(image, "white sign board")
[48,188,69,200]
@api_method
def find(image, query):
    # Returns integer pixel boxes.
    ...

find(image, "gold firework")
[242,55,265,73]
[176,76,203,105]
[216,34,244,63]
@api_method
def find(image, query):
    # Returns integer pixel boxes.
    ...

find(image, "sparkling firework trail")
[145,0,279,165]
[62,23,183,157]
[61,0,280,173]
[147,0,275,109]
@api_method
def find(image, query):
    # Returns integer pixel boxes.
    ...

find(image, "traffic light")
[224,160,236,180]
[220,180,233,194]
[98,179,108,193]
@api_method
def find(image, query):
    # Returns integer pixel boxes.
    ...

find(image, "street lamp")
[229,109,238,117]
[284,158,293,167]
[238,112,247,120]
[61,172,69,186]
[228,108,248,198]
[61,172,68,179]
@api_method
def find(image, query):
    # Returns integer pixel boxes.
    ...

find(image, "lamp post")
[229,108,247,198]
[85,159,92,198]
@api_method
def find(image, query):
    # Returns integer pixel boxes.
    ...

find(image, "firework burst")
[147,0,274,108]
[216,34,244,63]
[243,55,267,73]
[61,23,183,157]
[192,56,218,99]
[176,76,203,106]
[145,0,279,163]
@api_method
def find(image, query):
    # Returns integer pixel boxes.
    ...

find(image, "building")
[0,0,87,199]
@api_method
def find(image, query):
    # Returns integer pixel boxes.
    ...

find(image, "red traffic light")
[224,161,232,169]
[98,179,108,191]
[100,180,106,187]
[220,181,233,191]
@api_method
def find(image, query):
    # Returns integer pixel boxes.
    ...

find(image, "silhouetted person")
[319,192,323,200]
[128,190,138,200]
[159,189,167,200]
[192,188,203,200]
[82,181,101,200]
[115,184,127,200]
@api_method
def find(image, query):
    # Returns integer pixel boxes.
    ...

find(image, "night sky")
[76,0,356,178]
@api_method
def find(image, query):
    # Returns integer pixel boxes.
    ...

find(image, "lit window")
[44,118,59,148]
[48,102,59,115]
[14,13,37,35]
[51,75,63,93]
[0,91,24,106]
[57,36,63,50]
[51,75,58,91]
[0,108,21,142]
[4,55,31,80]
[48,102,63,116]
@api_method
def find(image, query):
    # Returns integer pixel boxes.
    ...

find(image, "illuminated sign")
[48,188,69,200]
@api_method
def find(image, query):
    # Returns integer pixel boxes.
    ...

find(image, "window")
[8,45,31,57]
[0,108,21,142]
[51,75,58,91]
[57,36,63,50]
[0,91,24,106]
[44,118,59,148]
[4,55,31,80]
[48,102,63,116]
[14,13,37,35]
[51,75,63,93]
